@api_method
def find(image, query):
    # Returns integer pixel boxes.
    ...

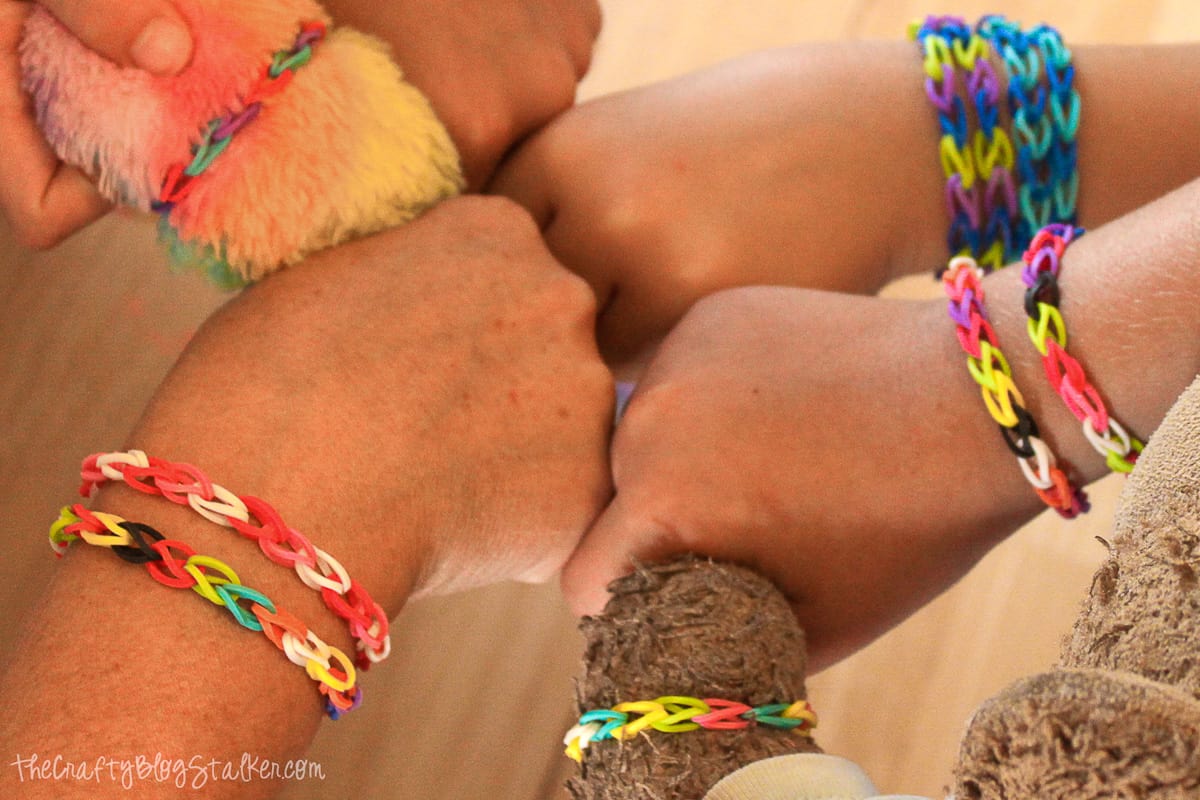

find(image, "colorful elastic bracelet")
[152,21,325,217]
[1021,224,1143,473]
[78,450,390,671]
[943,255,1088,518]
[50,504,361,719]
[563,697,817,763]
[909,16,1019,274]
[975,16,1080,237]
[150,22,325,288]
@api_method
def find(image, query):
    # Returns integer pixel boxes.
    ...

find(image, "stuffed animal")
[568,374,1200,799]
[19,0,463,287]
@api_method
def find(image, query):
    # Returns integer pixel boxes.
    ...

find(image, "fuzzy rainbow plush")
[20,0,463,286]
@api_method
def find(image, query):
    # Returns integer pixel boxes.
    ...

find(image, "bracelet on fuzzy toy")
[79,450,390,670]
[19,0,464,287]
[943,255,1088,518]
[1020,224,1143,473]
[909,16,1018,275]
[564,696,817,763]
[50,504,361,719]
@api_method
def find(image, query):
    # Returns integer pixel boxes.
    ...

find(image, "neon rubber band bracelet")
[563,697,817,763]
[910,16,1019,274]
[943,255,1087,518]
[79,450,390,670]
[50,504,361,719]
[152,22,326,217]
[1020,224,1142,473]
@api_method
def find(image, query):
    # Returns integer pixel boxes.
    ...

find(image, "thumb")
[37,0,193,75]
[560,492,685,617]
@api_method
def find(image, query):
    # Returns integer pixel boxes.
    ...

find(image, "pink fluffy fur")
[21,0,330,209]
[20,0,462,282]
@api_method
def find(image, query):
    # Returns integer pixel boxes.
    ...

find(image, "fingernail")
[131,17,193,75]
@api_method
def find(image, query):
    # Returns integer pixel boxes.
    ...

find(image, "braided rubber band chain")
[1020,224,1143,473]
[151,22,326,217]
[79,450,390,671]
[911,15,1080,276]
[50,505,361,719]
[910,16,1018,274]
[943,256,1088,518]
[976,16,1081,237]
[563,697,817,763]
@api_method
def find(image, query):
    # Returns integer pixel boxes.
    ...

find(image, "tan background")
[2,2,1197,798]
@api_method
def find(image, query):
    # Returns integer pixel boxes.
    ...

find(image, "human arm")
[0,196,613,798]
[561,177,1200,673]
[321,0,601,191]
[492,41,1200,370]
[0,0,193,248]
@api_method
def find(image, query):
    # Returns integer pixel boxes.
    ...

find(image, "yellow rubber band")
[185,554,240,605]
[611,701,669,740]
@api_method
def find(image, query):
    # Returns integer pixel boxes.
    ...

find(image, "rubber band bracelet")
[1020,224,1143,473]
[909,16,1018,275]
[943,255,1088,518]
[563,697,817,763]
[152,21,325,217]
[975,16,1080,237]
[49,504,361,719]
[78,450,390,671]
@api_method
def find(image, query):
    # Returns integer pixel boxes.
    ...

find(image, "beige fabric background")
[2,2,1197,798]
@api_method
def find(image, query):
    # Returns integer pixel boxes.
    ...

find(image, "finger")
[37,0,192,74]
[0,3,110,247]
[559,493,684,617]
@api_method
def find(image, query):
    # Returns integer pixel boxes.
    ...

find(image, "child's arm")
[493,41,1200,371]
[561,177,1200,672]
[0,196,613,799]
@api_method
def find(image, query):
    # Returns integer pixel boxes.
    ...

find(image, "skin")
[0,196,615,799]
[561,177,1200,672]
[0,0,600,247]
[493,42,1200,371]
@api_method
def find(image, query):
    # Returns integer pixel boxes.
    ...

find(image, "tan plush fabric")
[1063,376,1200,693]
[953,376,1200,799]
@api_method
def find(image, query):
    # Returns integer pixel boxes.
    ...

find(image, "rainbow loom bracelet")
[50,504,361,719]
[1021,224,1142,473]
[910,16,1019,274]
[151,22,326,288]
[152,22,325,216]
[79,450,390,671]
[943,255,1088,517]
[563,697,817,763]
[976,16,1081,238]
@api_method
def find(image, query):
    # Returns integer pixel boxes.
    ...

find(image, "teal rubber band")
[1053,172,1080,219]
[1019,187,1053,230]
[1051,93,1081,140]
[215,582,276,631]
[1033,30,1071,66]
[269,44,313,78]
[185,128,233,177]
[1014,113,1054,158]
[1002,45,1040,90]
[579,710,627,741]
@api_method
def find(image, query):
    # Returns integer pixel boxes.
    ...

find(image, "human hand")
[0,0,193,247]
[120,196,614,608]
[492,42,948,369]
[561,285,1052,672]
[323,0,601,191]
